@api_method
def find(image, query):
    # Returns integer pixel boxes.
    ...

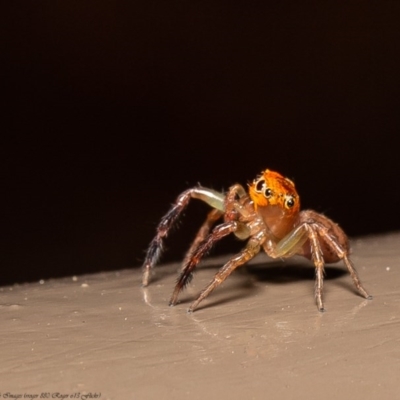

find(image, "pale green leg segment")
[266,223,371,311]
[265,224,326,311]
[267,224,310,258]
[191,188,225,211]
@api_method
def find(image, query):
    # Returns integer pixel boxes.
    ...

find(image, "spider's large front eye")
[285,196,295,208]
[255,179,264,192]
[264,188,273,198]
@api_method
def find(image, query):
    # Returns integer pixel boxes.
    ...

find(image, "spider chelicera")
[142,169,372,312]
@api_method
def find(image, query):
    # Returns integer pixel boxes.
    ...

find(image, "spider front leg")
[314,226,372,301]
[266,223,333,311]
[266,212,371,311]
[307,225,328,311]
[142,187,225,286]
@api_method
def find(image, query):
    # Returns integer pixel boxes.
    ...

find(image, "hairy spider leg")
[169,220,241,306]
[142,187,225,286]
[181,208,223,268]
[312,223,372,301]
[169,184,250,276]
[307,225,327,311]
[188,230,266,312]
[170,183,261,307]
[264,219,371,311]
[168,183,257,306]
[262,222,330,311]
[223,184,249,220]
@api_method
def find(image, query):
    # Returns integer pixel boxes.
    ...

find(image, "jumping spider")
[142,169,372,312]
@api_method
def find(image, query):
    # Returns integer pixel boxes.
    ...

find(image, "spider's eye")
[285,196,295,208]
[255,179,264,192]
[264,188,273,198]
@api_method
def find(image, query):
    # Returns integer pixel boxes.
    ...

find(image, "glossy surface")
[1,233,399,399]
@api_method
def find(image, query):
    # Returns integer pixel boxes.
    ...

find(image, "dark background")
[2,1,399,286]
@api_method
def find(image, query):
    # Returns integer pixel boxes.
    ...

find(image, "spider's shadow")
[181,257,348,283]
[185,259,356,310]
[246,259,362,299]
[245,259,348,284]
[148,258,357,310]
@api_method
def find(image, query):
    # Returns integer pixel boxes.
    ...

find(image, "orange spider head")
[249,169,300,239]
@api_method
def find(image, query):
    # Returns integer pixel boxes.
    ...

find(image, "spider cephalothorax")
[249,169,300,241]
[142,169,372,312]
